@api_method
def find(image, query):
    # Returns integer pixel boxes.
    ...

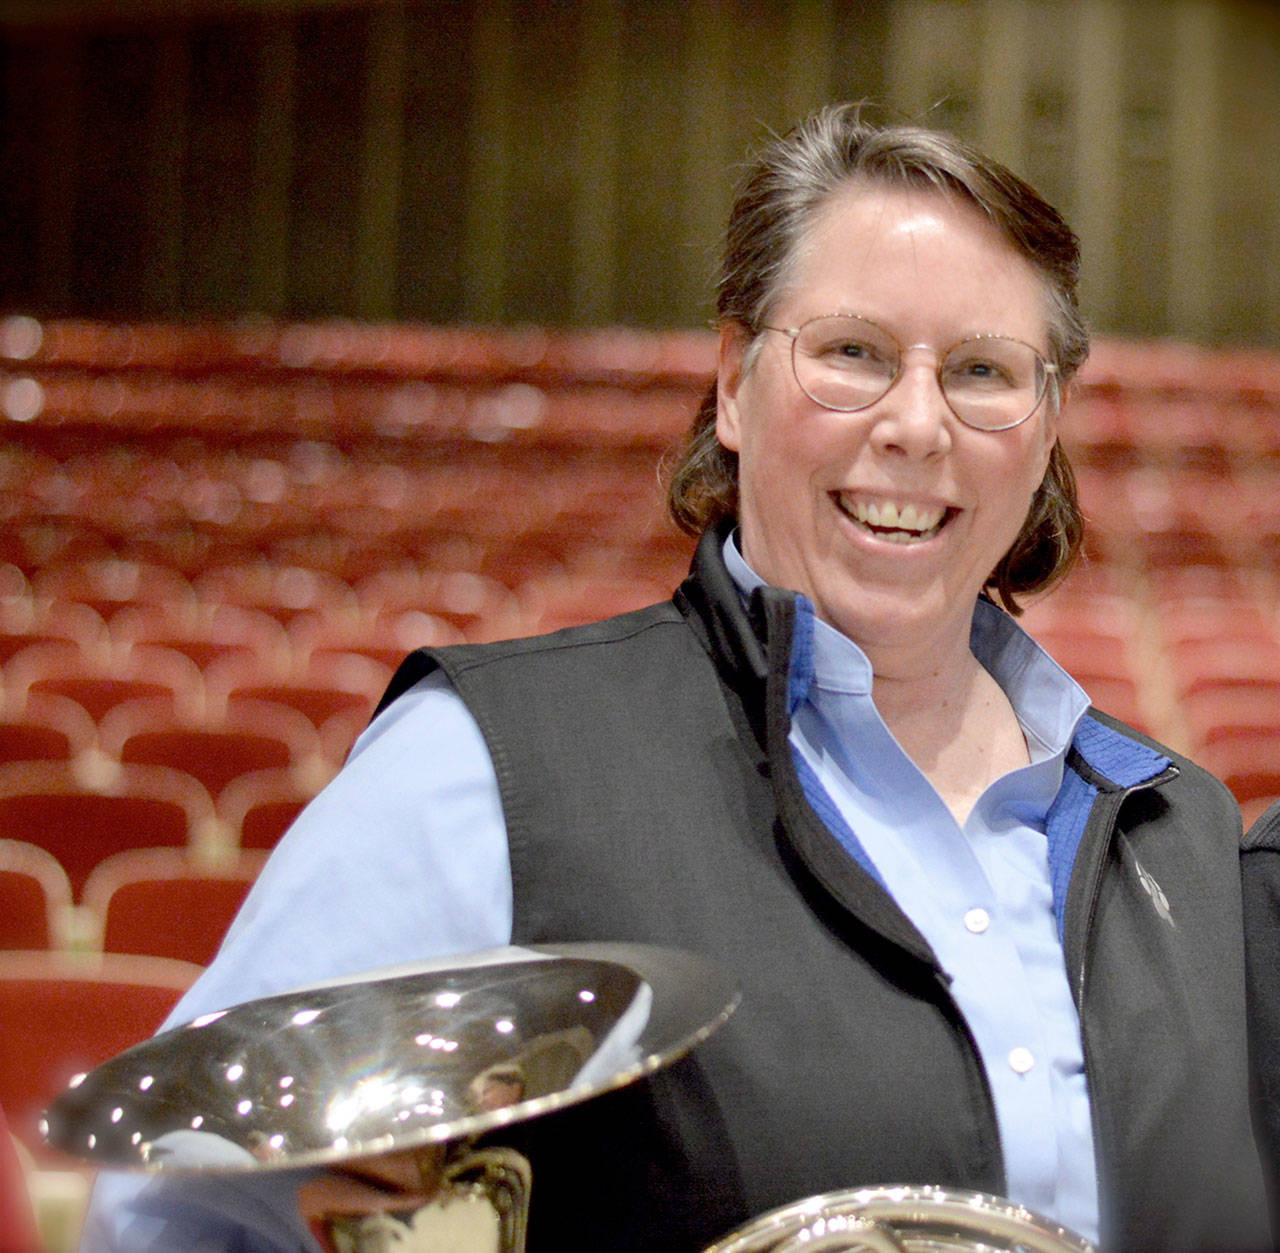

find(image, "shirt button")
[1008,1047,1035,1074]
[963,908,990,934]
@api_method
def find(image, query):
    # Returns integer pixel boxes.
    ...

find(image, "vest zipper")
[1072,763,1179,1244]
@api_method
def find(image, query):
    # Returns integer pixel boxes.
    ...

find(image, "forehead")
[779,183,1050,342]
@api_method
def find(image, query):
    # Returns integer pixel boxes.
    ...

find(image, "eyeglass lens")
[791,315,1049,430]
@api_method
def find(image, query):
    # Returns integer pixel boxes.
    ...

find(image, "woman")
[85,105,1268,1251]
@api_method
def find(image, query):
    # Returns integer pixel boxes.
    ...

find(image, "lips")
[834,494,951,543]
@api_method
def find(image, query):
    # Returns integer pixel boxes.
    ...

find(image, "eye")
[964,359,1009,381]
[945,352,1020,389]
[834,338,870,359]
[813,335,892,370]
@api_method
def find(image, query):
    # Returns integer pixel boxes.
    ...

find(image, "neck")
[863,629,1030,827]
[868,633,984,746]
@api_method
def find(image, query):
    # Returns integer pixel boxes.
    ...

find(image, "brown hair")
[666,103,1087,613]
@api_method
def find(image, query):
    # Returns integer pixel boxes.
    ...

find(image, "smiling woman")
[716,188,1060,677]
[668,107,1087,618]
[83,105,1270,1253]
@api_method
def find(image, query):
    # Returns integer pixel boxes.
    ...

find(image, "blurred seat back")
[0,840,73,950]
[0,761,217,899]
[82,847,267,966]
[215,767,314,851]
[100,696,327,801]
[6,642,204,724]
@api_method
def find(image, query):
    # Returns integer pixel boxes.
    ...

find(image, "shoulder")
[374,601,691,717]
[393,602,704,718]
[1074,709,1244,856]
[347,667,492,770]
[1083,707,1239,802]
[165,670,511,1019]
[439,601,689,671]
[1245,800,1280,853]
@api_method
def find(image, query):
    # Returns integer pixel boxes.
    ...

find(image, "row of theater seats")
[0,550,683,650]
[1,838,263,965]
[0,317,1279,1250]
[0,445,692,589]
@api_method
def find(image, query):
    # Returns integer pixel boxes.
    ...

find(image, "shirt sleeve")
[80,670,513,1252]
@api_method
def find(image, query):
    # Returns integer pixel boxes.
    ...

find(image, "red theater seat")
[2,516,116,577]
[1181,681,1280,747]
[193,562,360,627]
[206,650,391,766]
[0,840,73,950]
[109,601,291,673]
[352,568,519,641]
[99,696,326,800]
[0,761,216,900]
[0,598,108,668]
[0,950,200,1166]
[203,649,388,731]
[215,767,315,851]
[30,559,195,620]
[287,608,463,671]
[0,692,97,767]
[1196,728,1280,825]
[81,847,267,966]
[6,642,204,724]
[1157,602,1275,650]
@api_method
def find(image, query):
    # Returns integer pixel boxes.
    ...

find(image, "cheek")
[727,383,812,480]
[1004,422,1055,492]
[970,436,1050,538]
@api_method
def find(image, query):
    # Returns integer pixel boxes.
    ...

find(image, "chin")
[820,581,969,648]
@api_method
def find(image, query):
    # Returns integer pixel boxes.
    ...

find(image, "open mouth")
[834,494,952,545]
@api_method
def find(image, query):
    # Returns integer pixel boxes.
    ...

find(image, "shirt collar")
[721,530,1090,763]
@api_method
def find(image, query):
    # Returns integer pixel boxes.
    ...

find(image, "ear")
[715,323,749,453]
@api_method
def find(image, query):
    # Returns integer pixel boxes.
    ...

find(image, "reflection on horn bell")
[42,943,737,1253]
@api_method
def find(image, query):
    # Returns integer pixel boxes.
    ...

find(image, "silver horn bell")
[43,942,738,1252]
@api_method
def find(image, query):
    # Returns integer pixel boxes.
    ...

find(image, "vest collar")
[675,520,772,693]
[676,524,939,963]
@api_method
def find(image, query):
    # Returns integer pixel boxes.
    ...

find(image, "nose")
[866,348,953,459]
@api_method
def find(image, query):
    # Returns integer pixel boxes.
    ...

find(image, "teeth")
[841,496,946,541]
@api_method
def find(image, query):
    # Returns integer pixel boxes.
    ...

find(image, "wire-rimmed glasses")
[763,313,1058,432]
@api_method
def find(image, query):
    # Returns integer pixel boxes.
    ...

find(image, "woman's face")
[716,183,1059,665]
